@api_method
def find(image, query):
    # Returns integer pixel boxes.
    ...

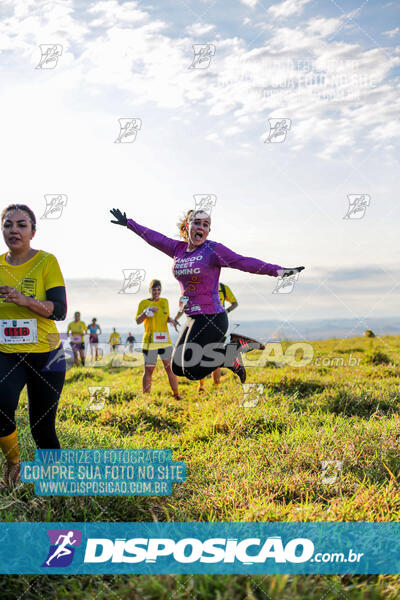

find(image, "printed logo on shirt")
[174,255,203,264]
[174,256,203,276]
[20,278,37,297]
[189,305,201,312]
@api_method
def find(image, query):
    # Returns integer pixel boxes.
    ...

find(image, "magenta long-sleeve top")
[127,219,282,316]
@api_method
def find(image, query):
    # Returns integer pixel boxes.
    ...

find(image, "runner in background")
[88,317,102,363]
[109,328,121,353]
[136,279,181,400]
[126,331,136,353]
[67,312,87,367]
[0,204,67,488]
[175,282,238,393]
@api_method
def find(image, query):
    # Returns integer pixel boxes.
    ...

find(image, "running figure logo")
[273,270,300,294]
[241,383,265,408]
[42,529,82,567]
[343,194,370,219]
[264,119,291,143]
[35,44,63,69]
[42,342,73,373]
[193,194,217,217]
[188,44,216,69]
[41,195,68,220]
[87,386,109,411]
[119,269,146,294]
[320,460,343,485]
[115,118,142,143]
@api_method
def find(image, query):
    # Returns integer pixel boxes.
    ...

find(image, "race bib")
[0,319,38,344]
[153,332,168,343]
[179,296,189,309]
[71,335,82,343]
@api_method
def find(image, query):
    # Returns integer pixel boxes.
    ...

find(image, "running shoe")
[230,333,265,353]
[227,353,247,383]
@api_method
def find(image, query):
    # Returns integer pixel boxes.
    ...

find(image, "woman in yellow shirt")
[0,204,67,487]
[136,279,181,400]
[109,328,121,352]
[67,311,87,366]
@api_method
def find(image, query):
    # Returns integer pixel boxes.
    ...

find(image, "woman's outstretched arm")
[212,242,304,277]
[110,208,180,258]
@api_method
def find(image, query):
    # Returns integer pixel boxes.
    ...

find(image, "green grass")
[1,335,400,597]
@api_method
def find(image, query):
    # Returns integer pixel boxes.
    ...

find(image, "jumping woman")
[110,208,304,384]
[0,204,67,487]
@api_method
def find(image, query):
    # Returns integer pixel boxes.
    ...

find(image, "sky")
[0,0,399,330]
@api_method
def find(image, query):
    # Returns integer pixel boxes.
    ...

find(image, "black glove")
[110,208,128,227]
[279,266,305,278]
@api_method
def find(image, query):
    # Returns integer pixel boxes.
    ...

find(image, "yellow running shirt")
[109,332,120,345]
[136,298,171,350]
[67,321,87,344]
[0,250,65,353]
[218,283,237,307]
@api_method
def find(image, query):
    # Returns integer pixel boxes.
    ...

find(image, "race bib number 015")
[0,319,38,344]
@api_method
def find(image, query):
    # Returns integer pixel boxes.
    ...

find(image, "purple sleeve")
[126,219,179,258]
[213,242,282,277]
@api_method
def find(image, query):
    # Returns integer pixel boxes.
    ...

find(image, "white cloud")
[87,0,148,26]
[205,132,224,144]
[306,17,343,38]
[367,120,400,141]
[185,22,215,37]
[268,0,312,20]
[0,0,88,54]
[383,27,399,38]
[241,0,258,8]
[223,125,242,136]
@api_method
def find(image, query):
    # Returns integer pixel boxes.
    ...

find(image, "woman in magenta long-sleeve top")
[110,208,304,384]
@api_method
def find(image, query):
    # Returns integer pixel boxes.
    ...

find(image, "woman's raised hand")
[110,208,128,227]
[278,266,305,278]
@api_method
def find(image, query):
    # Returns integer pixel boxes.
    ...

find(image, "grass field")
[1,334,400,598]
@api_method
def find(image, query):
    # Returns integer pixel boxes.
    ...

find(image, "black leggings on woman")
[172,311,236,380]
[0,347,66,448]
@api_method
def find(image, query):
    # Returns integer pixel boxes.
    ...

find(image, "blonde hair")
[177,209,211,241]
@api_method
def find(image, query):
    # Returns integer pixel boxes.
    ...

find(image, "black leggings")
[0,347,66,448]
[172,312,231,381]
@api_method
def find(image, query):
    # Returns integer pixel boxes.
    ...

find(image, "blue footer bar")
[0,522,398,574]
